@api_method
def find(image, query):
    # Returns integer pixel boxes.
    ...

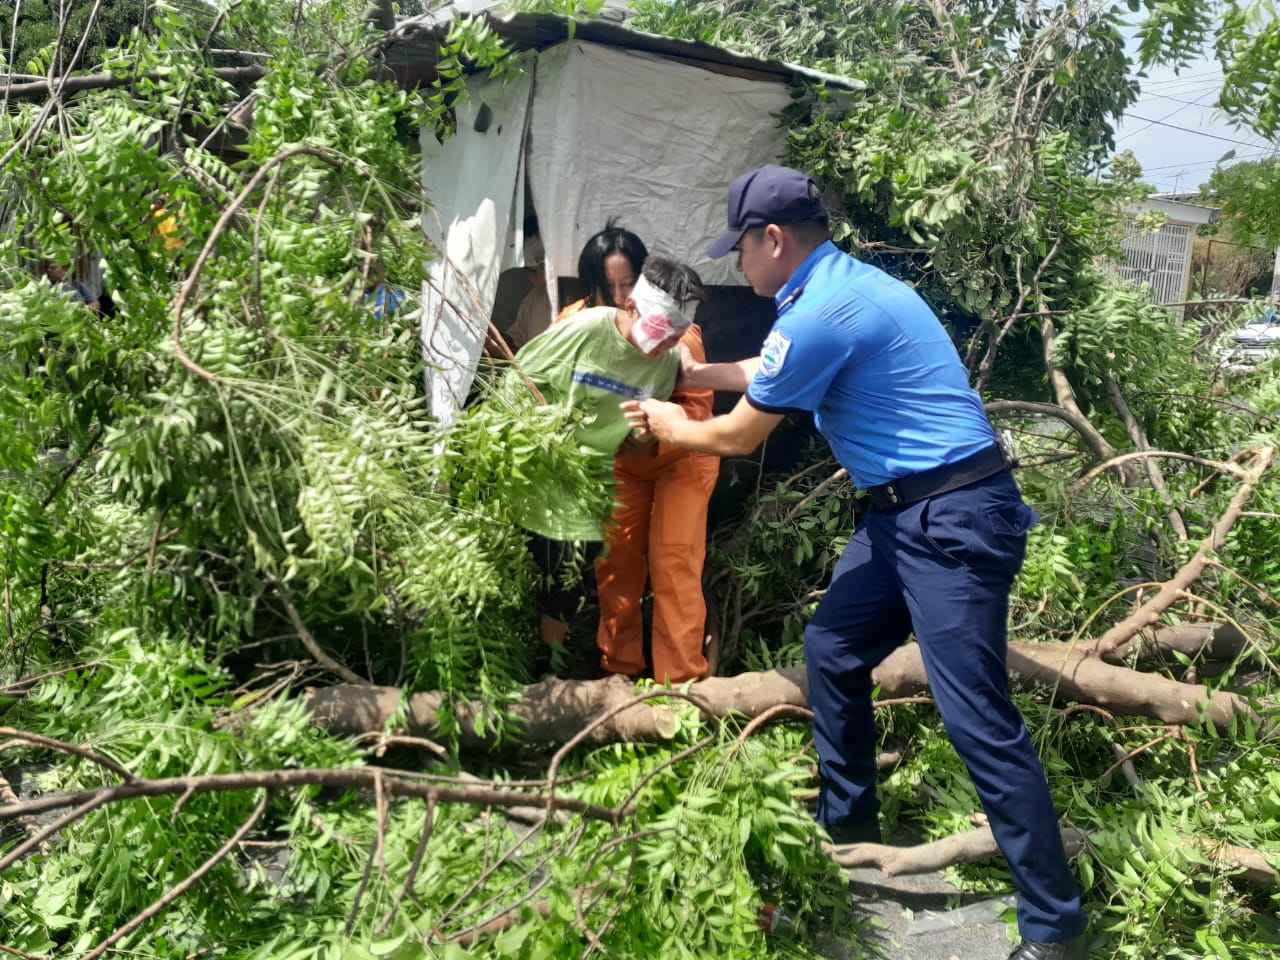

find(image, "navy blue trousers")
[805,470,1086,942]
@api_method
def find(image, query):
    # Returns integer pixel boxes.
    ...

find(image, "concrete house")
[1117,194,1218,313]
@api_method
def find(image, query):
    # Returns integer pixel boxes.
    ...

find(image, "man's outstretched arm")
[622,395,781,457]
[678,348,760,393]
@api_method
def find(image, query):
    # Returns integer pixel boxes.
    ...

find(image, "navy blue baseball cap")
[706,164,828,259]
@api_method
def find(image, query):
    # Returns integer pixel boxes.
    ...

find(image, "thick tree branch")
[1068,450,1251,495]
[1038,317,1120,468]
[829,824,1087,875]
[0,64,266,100]
[1091,447,1274,660]
[0,766,620,827]
[1102,373,1189,540]
[310,625,1260,748]
[827,824,1275,885]
[1088,622,1249,668]
[985,400,1114,464]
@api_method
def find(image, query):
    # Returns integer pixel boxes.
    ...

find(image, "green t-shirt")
[509,306,679,540]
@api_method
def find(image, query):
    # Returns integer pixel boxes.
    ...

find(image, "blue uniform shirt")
[746,241,995,488]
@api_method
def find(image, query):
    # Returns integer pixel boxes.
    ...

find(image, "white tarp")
[420,67,534,424]
[526,41,795,308]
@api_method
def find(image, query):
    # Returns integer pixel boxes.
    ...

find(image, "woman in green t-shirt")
[511,256,706,653]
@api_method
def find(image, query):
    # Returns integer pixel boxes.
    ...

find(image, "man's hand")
[622,398,687,443]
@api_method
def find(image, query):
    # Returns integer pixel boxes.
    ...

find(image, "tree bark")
[1038,317,1120,469]
[307,674,682,752]
[1086,621,1248,667]
[827,824,1275,886]
[829,825,1087,875]
[307,627,1258,747]
[1102,372,1189,540]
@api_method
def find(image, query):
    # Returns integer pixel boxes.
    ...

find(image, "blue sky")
[1113,49,1278,194]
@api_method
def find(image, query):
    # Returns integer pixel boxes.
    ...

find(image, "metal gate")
[1117,220,1192,308]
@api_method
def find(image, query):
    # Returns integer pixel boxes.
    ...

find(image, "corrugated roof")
[383,8,864,91]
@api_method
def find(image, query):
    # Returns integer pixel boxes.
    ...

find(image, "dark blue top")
[746,242,994,488]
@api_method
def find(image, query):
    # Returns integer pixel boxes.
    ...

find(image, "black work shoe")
[825,818,882,845]
[1007,932,1089,960]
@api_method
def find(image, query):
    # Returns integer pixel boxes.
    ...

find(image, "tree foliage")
[0,1,1278,959]
[0,2,865,957]
[0,0,216,75]
[1199,156,1280,252]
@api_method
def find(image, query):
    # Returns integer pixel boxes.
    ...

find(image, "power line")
[1140,151,1271,173]
[1137,80,1223,93]
[1118,89,1218,142]
[1134,91,1222,108]
[1139,70,1223,86]
[1122,114,1271,147]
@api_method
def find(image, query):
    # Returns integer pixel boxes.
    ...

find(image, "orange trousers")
[595,446,720,683]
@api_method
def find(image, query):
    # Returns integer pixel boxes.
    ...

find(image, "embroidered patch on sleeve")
[758,329,793,380]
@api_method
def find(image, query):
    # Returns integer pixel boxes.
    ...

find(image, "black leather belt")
[864,444,1008,511]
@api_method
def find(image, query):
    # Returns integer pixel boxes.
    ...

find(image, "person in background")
[41,262,99,311]
[510,256,706,653]
[364,280,405,320]
[624,164,1088,960]
[561,223,720,684]
[504,234,553,351]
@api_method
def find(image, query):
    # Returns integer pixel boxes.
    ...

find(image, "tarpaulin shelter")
[383,5,855,423]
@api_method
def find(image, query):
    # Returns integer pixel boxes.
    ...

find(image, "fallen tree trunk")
[826,825,1276,886]
[307,673,684,753]
[308,629,1259,747]
[829,825,1087,875]
[879,641,1258,730]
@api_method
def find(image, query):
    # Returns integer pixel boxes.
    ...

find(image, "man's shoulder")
[808,252,928,320]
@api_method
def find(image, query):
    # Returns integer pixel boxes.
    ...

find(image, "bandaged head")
[629,274,696,354]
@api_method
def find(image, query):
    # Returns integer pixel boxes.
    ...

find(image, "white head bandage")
[630,274,695,353]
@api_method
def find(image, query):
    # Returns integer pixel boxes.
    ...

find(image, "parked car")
[1224,304,1280,368]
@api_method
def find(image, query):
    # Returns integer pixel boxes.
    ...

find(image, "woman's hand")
[616,434,656,456]
[622,398,688,443]
[675,342,705,389]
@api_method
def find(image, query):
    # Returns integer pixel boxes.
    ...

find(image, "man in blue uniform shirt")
[623,164,1088,960]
